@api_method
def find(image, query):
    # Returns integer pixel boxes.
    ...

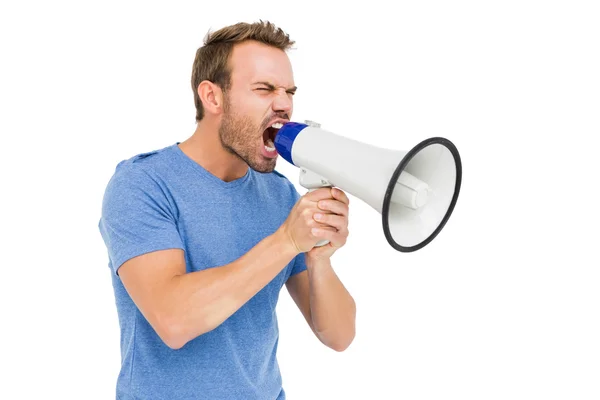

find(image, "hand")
[306,187,350,260]
[279,187,335,253]
[279,187,350,257]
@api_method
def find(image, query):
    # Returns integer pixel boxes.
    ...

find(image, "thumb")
[304,187,335,202]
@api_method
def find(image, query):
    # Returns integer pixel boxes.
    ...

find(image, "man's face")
[218,40,296,173]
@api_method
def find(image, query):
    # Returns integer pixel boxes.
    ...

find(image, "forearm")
[161,228,298,348]
[307,257,356,351]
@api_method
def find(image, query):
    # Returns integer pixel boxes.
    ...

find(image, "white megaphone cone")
[274,121,462,252]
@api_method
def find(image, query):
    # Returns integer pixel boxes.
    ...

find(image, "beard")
[218,97,278,174]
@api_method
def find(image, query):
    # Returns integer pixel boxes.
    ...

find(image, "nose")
[272,89,293,115]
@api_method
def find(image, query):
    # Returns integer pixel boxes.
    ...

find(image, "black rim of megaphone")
[381,137,462,253]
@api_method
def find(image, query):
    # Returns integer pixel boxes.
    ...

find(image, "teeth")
[271,122,283,129]
[264,139,275,152]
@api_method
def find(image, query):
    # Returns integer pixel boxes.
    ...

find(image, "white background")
[1,1,599,399]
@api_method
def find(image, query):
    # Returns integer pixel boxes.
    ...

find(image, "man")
[98,20,356,399]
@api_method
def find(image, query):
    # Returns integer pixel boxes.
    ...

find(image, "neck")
[178,119,248,182]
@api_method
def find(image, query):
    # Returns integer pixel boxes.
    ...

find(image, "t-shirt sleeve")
[289,252,308,278]
[98,164,184,275]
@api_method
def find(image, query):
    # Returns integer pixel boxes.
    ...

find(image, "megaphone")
[274,120,462,252]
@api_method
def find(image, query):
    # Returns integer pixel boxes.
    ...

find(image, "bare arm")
[118,228,297,350]
[286,259,356,352]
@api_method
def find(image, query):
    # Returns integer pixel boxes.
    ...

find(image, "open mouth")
[263,122,284,152]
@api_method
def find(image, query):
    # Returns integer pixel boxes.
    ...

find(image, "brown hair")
[191,20,295,122]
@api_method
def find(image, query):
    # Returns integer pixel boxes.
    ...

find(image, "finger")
[304,187,335,202]
[310,222,337,233]
[331,187,349,205]
[313,212,347,231]
[311,227,347,248]
[310,226,335,244]
[317,199,349,216]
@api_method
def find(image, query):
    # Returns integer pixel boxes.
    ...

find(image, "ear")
[197,80,224,115]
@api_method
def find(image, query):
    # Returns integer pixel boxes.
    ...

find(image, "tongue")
[265,138,275,148]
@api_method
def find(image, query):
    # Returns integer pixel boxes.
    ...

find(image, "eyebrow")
[253,81,297,93]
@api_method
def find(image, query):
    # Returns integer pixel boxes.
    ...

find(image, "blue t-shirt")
[98,143,307,399]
